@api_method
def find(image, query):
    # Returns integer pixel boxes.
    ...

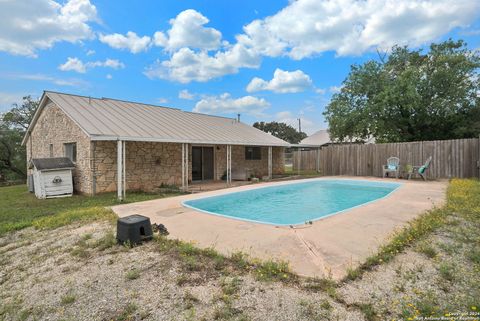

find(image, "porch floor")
[112,176,447,279]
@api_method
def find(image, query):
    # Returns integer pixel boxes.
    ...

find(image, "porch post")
[123,141,126,199]
[117,140,123,201]
[185,143,189,190]
[181,143,185,190]
[268,146,272,179]
[226,145,232,185]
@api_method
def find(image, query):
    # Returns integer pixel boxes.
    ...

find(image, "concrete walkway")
[111,177,447,279]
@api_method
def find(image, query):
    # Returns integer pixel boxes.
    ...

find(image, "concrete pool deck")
[111,176,447,279]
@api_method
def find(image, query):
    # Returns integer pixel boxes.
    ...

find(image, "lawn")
[0,184,181,236]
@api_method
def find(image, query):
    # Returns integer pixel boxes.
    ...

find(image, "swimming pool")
[182,179,401,225]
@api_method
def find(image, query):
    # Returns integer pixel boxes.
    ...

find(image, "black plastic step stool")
[117,214,153,244]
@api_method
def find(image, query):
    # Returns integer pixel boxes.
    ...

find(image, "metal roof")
[300,129,376,146]
[32,157,75,171]
[300,129,331,146]
[24,91,290,147]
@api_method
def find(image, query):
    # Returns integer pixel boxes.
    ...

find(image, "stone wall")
[93,141,192,193]
[26,102,92,194]
[93,143,285,192]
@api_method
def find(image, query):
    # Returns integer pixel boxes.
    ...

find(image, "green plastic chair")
[408,156,432,181]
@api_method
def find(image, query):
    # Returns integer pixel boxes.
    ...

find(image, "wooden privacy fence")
[293,138,480,179]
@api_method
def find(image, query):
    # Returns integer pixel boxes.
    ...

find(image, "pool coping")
[181,178,403,226]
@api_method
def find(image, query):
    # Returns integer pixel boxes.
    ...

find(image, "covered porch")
[110,141,285,200]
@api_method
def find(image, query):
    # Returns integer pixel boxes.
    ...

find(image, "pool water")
[183,179,401,225]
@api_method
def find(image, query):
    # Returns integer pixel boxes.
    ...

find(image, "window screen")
[245,147,261,160]
[64,143,77,162]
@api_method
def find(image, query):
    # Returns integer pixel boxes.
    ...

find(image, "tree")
[0,96,39,181]
[3,95,38,130]
[253,121,307,144]
[324,39,480,143]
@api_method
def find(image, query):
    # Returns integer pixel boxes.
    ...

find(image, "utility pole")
[298,118,302,133]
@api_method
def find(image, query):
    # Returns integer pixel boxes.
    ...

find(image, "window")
[64,143,77,162]
[49,144,53,157]
[245,146,261,160]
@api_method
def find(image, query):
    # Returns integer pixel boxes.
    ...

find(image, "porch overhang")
[89,135,290,147]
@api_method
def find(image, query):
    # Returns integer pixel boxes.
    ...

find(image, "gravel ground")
[1,213,478,321]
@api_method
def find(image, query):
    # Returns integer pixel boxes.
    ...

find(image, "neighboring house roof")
[23,91,289,147]
[300,129,376,146]
[31,157,75,171]
[300,129,331,146]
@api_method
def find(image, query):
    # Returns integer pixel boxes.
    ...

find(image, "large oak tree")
[253,121,307,144]
[324,40,480,143]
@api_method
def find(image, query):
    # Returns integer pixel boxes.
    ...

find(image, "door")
[192,147,203,181]
[203,147,214,180]
[191,146,214,181]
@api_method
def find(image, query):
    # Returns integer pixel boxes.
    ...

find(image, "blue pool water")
[183,179,401,225]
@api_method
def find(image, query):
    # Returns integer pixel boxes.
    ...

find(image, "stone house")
[23,91,289,197]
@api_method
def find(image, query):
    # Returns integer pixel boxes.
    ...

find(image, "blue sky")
[1,0,479,134]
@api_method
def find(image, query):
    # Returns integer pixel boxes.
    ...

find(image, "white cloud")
[178,89,195,100]
[59,57,87,73]
[99,31,151,54]
[193,93,269,116]
[329,86,342,94]
[238,0,480,59]
[86,49,95,56]
[6,74,88,87]
[157,98,168,104]
[144,44,260,83]
[315,88,326,95]
[4,73,87,87]
[0,0,97,57]
[246,68,312,93]
[99,58,125,69]
[106,74,112,79]
[59,57,125,73]
[153,9,222,51]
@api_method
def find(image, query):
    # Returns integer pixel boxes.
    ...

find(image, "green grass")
[153,235,296,284]
[0,184,181,236]
[125,269,140,280]
[60,294,76,305]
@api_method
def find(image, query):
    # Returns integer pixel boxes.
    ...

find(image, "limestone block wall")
[93,141,191,193]
[26,102,92,194]
[215,145,285,180]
